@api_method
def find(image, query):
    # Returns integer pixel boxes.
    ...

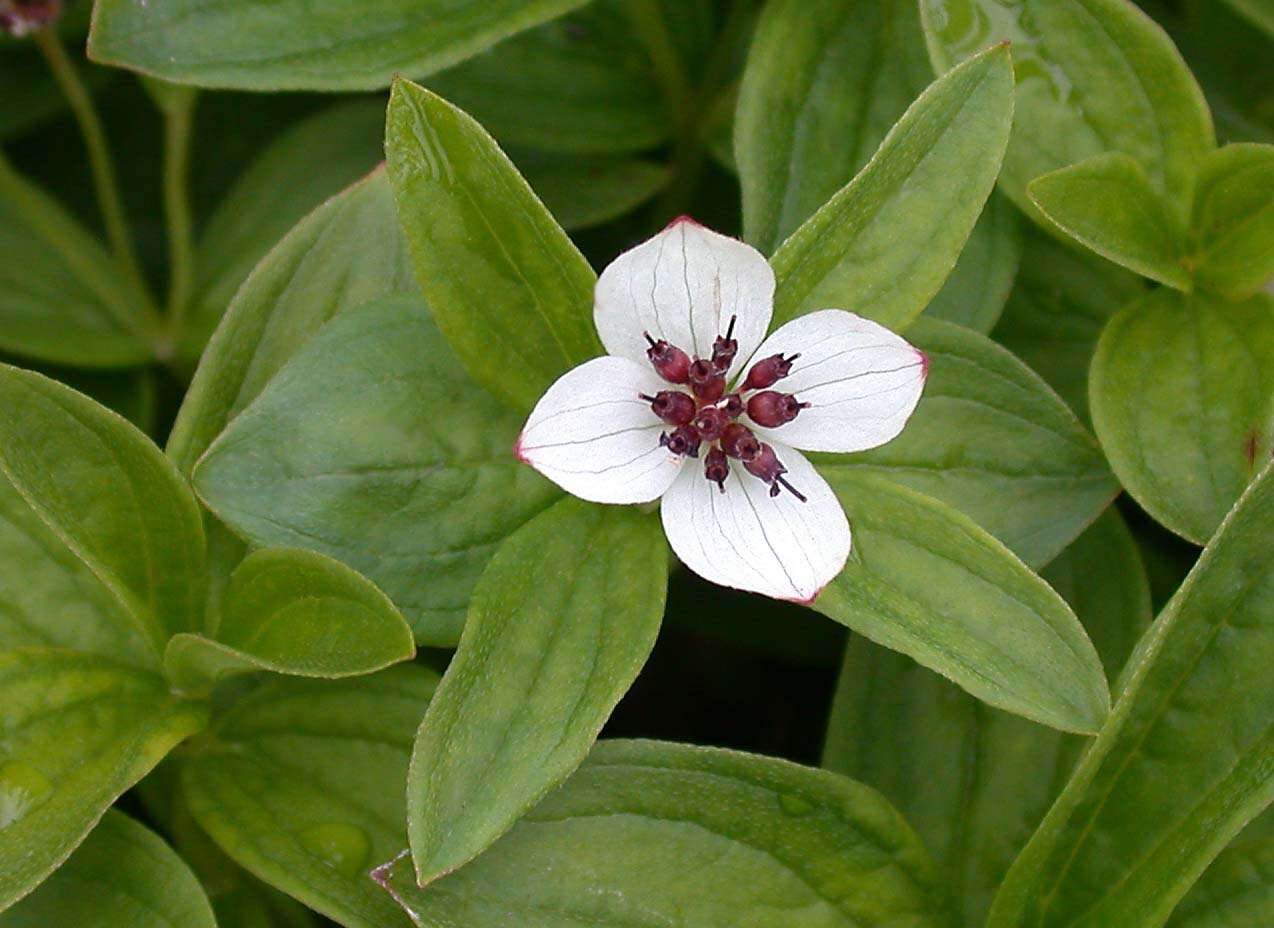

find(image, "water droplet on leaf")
[298,822,372,877]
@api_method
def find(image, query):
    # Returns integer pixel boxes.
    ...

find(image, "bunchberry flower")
[516,217,928,602]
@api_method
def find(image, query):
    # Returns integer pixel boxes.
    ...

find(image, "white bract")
[517,218,927,603]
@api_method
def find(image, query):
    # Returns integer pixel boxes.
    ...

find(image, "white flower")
[516,218,928,603]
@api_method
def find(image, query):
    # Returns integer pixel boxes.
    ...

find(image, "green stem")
[629,0,758,221]
[162,88,198,351]
[33,28,150,300]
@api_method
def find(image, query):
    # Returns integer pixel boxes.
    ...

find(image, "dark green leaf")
[183,100,389,361]
[735,0,933,254]
[384,739,948,927]
[0,364,206,653]
[89,0,591,91]
[0,650,207,912]
[823,507,1151,927]
[0,810,216,927]
[385,79,600,411]
[823,318,1118,567]
[1189,142,1274,300]
[921,0,1214,213]
[814,471,1110,733]
[1089,290,1274,544]
[408,498,667,885]
[164,547,415,693]
[989,462,1274,928]
[0,157,154,368]
[192,295,561,646]
[427,1,671,154]
[181,667,437,928]
[1170,820,1274,927]
[515,150,669,230]
[768,44,1013,330]
[1028,152,1191,289]
[1218,0,1274,39]
[167,168,415,476]
[992,226,1145,425]
[924,191,1023,333]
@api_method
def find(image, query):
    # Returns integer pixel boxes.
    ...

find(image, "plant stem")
[33,27,149,297]
[161,88,198,351]
[628,0,758,222]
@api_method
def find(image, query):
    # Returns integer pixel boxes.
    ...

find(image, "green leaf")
[427,0,671,154]
[1189,142,1274,300]
[0,472,153,665]
[167,167,415,477]
[920,0,1214,214]
[735,0,934,254]
[0,365,206,654]
[1218,0,1274,40]
[43,366,157,433]
[1028,152,1192,290]
[822,318,1117,567]
[384,739,948,927]
[192,295,561,646]
[0,650,207,912]
[515,150,669,230]
[181,667,437,928]
[183,100,389,361]
[407,497,667,885]
[88,0,591,91]
[924,191,1023,332]
[1089,289,1274,544]
[989,462,1274,928]
[813,470,1109,733]
[163,548,415,694]
[992,226,1145,425]
[823,507,1151,927]
[0,810,216,927]
[1170,826,1274,927]
[385,79,600,412]
[0,157,153,368]
[768,44,1013,331]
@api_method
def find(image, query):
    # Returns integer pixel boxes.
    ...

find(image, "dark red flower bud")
[719,392,744,419]
[640,390,695,426]
[746,391,808,427]
[703,448,730,492]
[688,359,726,403]
[742,353,799,390]
[720,423,761,461]
[744,444,807,501]
[710,315,738,373]
[660,426,701,458]
[691,405,728,442]
[644,333,691,384]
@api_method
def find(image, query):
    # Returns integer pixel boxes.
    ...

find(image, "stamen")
[710,315,739,373]
[746,391,807,427]
[645,333,692,384]
[688,359,726,403]
[719,393,744,419]
[720,422,761,461]
[703,448,729,493]
[692,406,728,442]
[642,390,696,426]
[660,425,701,458]
[773,475,808,502]
[742,353,800,391]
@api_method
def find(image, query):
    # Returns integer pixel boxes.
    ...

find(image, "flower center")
[642,318,807,501]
